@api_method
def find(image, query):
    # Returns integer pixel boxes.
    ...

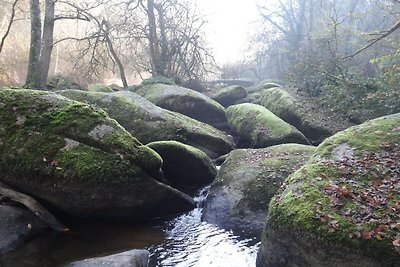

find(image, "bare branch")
[0,0,20,54]
[343,19,400,59]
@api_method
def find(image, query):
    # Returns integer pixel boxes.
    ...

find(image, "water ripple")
[150,208,260,267]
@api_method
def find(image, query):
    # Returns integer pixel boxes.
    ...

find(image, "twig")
[0,182,69,232]
[343,19,400,59]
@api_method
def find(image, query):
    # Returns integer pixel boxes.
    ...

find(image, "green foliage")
[319,75,400,123]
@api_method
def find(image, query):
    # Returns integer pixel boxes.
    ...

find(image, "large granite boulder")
[133,84,228,129]
[261,87,352,144]
[0,89,194,221]
[247,80,281,93]
[64,249,149,267]
[202,144,315,237]
[208,85,248,107]
[226,103,310,148]
[87,83,114,93]
[58,90,235,158]
[0,205,48,254]
[147,141,217,190]
[257,114,400,267]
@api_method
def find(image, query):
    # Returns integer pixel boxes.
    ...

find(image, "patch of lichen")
[226,103,309,147]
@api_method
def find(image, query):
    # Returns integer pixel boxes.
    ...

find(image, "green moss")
[261,87,352,144]
[0,89,162,180]
[58,90,235,157]
[134,84,227,125]
[268,114,400,258]
[88,83,114,93]
[218,144,315,213]
[147,140,216,187]
[316,114,400,157]
[55,144,145,185]
[226,103,309,147]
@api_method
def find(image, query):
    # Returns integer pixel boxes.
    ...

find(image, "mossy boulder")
[260,87,352,144]
[87,83,114,93]
[208,85,248,107]
[257,114,400,267]
[0,89,194,220]
[147,141,217,190]
[134,84,228,129]
[0,205,48,254]
[234,91,263,105]
[226,103,310,148]
[46,74,83,91]
[58,90,235,158]
[202,144,315,237]
[247,81,281,93]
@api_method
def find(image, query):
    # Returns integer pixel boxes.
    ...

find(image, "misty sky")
[197,0,260,64]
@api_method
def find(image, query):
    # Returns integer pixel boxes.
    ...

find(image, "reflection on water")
[149,186,259,267]
[0,222,165,267]
[0,187,259,267]
[150,208,259,267]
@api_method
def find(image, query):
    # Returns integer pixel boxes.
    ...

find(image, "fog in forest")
[0,1,400,267]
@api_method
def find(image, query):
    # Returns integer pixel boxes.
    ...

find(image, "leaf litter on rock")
[315,142,400,253]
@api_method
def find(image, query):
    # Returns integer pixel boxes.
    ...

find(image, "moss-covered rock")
[226,103,310,148]
[134,84,228,129]
[247,81,281,93]
[87,83,114,93]
[0,205,48,254]
[257,113,400,267]
[46,74,83,91]
[147,141,217,191]
[208,85,248,107]
[58,90,235,158]
[260,87,352,144]
[202,144,315,237]
[234,91,263,105]
[0,89,194,220]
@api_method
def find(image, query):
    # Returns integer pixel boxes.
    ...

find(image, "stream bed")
[0,188,260,267]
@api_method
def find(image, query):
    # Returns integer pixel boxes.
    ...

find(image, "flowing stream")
[0,187,259,267]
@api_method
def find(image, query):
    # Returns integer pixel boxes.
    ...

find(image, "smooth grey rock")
[65,249,149,267]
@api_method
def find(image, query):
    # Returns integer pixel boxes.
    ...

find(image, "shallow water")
[149,208,259,267]
[0,187,259,267]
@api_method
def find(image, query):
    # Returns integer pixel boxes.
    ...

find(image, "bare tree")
[0,0,20,54]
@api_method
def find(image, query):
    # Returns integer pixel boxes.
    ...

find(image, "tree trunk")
[25,0,42,88]
[147,0,163,75]
[39,0,55,89]
[154,4,168,74]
